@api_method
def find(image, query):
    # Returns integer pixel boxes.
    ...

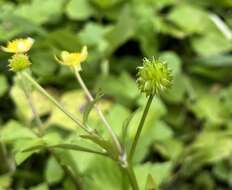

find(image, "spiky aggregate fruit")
[137,58,172,96]
[8,54,31,72]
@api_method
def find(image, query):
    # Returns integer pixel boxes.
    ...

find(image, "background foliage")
[0,0,232,189]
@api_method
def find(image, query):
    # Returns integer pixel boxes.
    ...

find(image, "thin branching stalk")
[18,73,43,133]
[19,72,83,189]
[129,95,154,161]
[22,72,93,135]
[74,69,123,154]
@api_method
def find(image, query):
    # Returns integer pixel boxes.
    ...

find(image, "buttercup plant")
[2,37,172,190]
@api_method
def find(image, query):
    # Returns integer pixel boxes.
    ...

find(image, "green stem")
[19,72,82,189]
[129,95,154,161]
[74,69,122,155]
[22,72,92,135]
[124,165,139,190]
[18,72,43,134]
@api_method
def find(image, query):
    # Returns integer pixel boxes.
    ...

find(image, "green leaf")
[162,74,187,103]
[91,0,123,9]
[191,32,232,56]
[0,174,12,190]
[14,0,65,24]
[145,174,157,190]
[96,72,139,106]
[0,75,8,97]
[10,83,52,123]
[0,120,36,143]
[29,183,49,190]
[159,51,182,76]
[104,7,136,55]
[66,0,94,20]
[168,4,215,34]
[49,143,106,156]
[81,135,118,159]
[82,157,125,190]
[83,91,103,124]
[135,162,172,189]
[188,94,228,126]
[181,130,232,176]
[45,156,64,184]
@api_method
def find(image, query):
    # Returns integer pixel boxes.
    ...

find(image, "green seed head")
[8,54,31,72]
[137,58,172,96]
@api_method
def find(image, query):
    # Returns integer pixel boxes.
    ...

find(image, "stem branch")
[22,72,92,135]
[74,70,122,154]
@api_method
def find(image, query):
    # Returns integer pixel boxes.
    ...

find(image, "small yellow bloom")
[55,46,88,71]
[1,37,34,53]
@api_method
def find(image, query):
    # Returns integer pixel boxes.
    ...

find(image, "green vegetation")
[0,0,232,190]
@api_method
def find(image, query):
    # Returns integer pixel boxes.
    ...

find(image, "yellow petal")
[55,46,88,71]
[1,37,34,53]
[80,46,88,62]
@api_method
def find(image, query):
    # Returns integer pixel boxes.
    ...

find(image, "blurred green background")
[0,0,232,189]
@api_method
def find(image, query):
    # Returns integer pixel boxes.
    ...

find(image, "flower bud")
[8,54,31,72]
[137,58,172,96]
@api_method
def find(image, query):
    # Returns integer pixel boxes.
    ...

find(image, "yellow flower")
[55,46,88,71]
[1,37,34,53]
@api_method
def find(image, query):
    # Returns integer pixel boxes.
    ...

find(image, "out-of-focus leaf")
[191,32,232,56]
[145,174,157,190]
[14,0,65,25]
[106,104,130,136]
[14,138,44,165]
[188,94,229,126]
[10,84,52,123]
[133,2,158,56]
[159,51,182,76]
[213,160,232,186]
[0,174,12,190]
[0,120,36,143]
[45,156,64,184]
[82,157,125,190]
[163,74,186,103]
[104,7,136,55]
[154,138,183,160]
[48,90,111,130]
[96,72,139,106]
[29,183,49,190]
[0,75,8,97]
[31,52,57,77]
[168,4,215,34]
[135,162,172,189]
[181,130,232,175]
[91,0,124,9]
[45,28,81,51]
[66,0,94,20]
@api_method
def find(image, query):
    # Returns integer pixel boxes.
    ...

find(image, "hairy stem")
[129,95,154,161]
[22,72,93,135]
[74,70,122,154]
